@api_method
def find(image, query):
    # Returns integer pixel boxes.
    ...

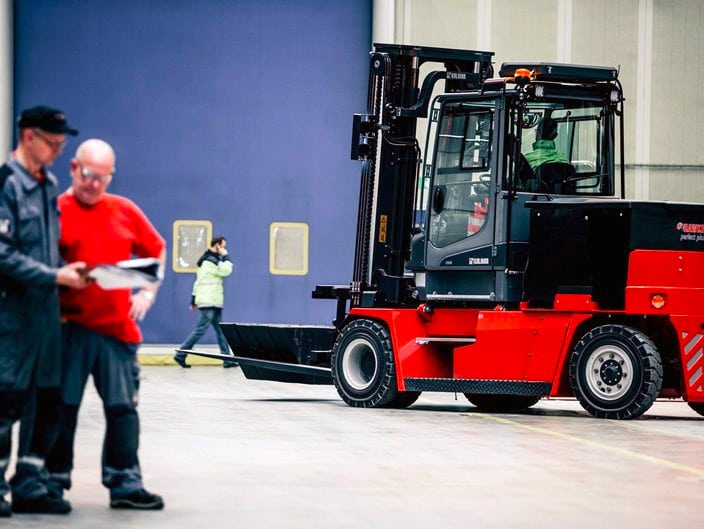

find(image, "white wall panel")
[382,0,704,202]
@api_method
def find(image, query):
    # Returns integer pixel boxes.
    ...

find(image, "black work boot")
[173,355,191,368]
[222,352,238,368]
[110,488,164,510]
[0,496,11,517]
[11,494,71,514]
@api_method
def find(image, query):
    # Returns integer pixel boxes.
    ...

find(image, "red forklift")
[185,44,704,420]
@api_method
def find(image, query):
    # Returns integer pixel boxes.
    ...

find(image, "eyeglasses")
[33,129,67,151]
[75,160,113,184]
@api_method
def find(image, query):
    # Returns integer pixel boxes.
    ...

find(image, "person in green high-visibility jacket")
[523,116,569,170]
[174,236,235,368]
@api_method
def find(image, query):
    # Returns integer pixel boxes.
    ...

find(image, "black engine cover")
[524,199,704,308]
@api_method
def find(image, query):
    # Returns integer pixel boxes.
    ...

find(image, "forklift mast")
[349,44,494,307]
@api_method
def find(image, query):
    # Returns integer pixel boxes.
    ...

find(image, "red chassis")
[348,249,704,405]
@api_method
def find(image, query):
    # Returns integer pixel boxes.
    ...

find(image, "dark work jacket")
[0,158,62,389]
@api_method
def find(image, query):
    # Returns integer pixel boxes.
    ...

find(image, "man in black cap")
[0,105,88,516]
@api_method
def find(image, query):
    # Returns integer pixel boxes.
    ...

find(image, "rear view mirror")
[522,112,540,128]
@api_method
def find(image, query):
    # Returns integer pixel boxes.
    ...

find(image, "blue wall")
[14,0,372,342]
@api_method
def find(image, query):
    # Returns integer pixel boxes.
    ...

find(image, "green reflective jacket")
[524,140,569,170]
[192,250,233,308]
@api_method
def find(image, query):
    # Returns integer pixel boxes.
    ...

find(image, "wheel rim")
[341,338,379,391]
[584,344,634,401]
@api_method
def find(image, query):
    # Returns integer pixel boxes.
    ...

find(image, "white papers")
[88,257,162,290]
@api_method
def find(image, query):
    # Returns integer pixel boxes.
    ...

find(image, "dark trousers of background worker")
[0,292,63,505]
[45,322,144,500]
[175,306,233,361]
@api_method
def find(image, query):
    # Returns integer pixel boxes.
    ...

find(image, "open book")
[88,258,162,290]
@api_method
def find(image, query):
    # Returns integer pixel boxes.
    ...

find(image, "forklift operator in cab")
[523,116,569,170]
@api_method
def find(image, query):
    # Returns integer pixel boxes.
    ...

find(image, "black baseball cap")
[18,105,78,136]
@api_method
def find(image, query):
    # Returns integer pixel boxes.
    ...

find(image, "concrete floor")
[5,365,704,529]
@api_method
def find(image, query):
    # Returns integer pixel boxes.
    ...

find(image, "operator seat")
[535,162,576,194]
[515,153,538,192]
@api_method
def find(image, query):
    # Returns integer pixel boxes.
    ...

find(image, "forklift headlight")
[650,294,666,309]
[534,85,545,98]
[610,89,621,103]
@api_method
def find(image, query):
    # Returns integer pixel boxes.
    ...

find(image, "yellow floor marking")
[609,418,704,442]
[471,413,704,479]
[138,353,221,366]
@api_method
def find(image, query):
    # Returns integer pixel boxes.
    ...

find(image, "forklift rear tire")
[569,324,662,420]
[687,402,704,417]
[464,394,540,412]
[332,319,406,408]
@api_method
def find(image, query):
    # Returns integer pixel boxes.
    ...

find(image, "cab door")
[423,98,499,301]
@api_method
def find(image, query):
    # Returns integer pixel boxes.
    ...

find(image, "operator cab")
[412,62,623,305]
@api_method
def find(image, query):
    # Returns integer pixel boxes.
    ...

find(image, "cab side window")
[511,103,610,196]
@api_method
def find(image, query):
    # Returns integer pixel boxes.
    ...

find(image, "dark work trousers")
[45,322,143,500]
[176,307,230,359]
[0,292,62,501]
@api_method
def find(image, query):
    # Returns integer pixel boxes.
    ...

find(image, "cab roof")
[499,62,618,83]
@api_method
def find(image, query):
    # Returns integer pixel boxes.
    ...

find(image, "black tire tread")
[381,391,421,409]
[569,324,662,420]
[331,319,398,408]
[464,393,540,413]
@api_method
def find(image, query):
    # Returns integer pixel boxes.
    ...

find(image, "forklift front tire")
[570,324,662,420]
[332,319,403,408]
